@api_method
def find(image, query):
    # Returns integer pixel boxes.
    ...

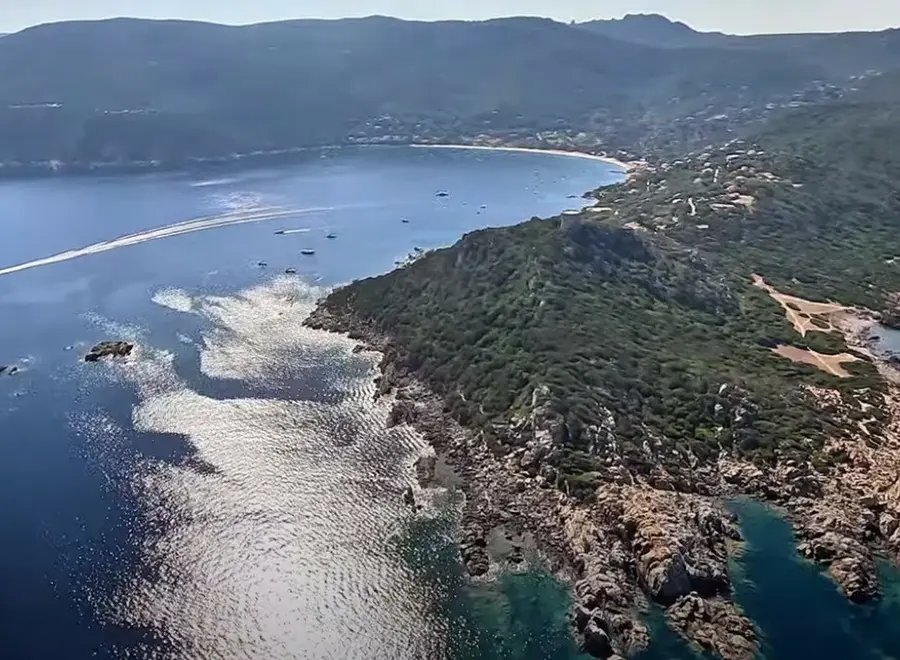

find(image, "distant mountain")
[578,13,731,48]
[0,16,898,169]
[580,14,900,77]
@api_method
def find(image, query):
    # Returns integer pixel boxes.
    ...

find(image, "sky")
[2,0,900,35]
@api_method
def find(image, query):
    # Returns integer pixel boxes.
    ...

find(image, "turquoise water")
[730,500,900,660]
[406,497,900,660]
[398,498,594,660]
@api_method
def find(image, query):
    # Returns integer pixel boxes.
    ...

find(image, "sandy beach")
[410,143,632,171]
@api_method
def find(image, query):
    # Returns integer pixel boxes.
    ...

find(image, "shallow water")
[0,146,623,660]
[869,324,900,358]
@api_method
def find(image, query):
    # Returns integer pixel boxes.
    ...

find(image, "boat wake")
[0,206,340,277]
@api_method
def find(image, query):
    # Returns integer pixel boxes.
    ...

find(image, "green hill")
[308,81,900,497]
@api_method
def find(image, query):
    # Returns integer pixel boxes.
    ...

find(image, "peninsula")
[307,69,900,658]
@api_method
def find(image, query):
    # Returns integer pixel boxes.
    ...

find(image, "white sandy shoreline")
[409,143,631,171]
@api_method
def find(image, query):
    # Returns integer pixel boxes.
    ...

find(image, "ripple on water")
[92,279,443,659]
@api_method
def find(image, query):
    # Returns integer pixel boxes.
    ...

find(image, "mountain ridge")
[0,15,897,174]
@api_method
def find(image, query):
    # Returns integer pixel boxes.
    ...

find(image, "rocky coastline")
[306,305,761,659]
[305,294,900,659]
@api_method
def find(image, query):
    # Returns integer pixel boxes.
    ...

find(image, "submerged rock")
[460,526,490,577]
[84,341,134,362]
[582,619,614,658]
[403,485,416,509]
[414,454,437,486]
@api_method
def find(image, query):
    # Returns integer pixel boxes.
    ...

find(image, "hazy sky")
[3,0,900,35]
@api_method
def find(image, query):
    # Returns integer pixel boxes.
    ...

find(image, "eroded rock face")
[668,593,757,660]
[559,486,756,659]
[84,341,134,362]
[560,503,651,657]
[620,487,739,604]
[794,501,879,602]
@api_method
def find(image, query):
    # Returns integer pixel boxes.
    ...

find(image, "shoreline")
[304,254,900,659]
[409,142,633,172]
[0,140,636,184]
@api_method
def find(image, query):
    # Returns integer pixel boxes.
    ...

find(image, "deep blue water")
[0,146,623,660]
[2,146,899,660]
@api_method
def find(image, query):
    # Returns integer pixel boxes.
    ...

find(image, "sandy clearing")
[771,345,860,378]
[752,274,847,336]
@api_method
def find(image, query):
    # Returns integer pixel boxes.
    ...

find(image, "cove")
[729,499,900,660]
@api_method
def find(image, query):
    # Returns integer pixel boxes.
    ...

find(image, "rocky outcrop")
[620,488,739,604]
[792,497,879,602]
[460,525,491,577]
[668,594,757,660]
[562,505,652,657]
[557,486,756,660]
[84,341,134,362]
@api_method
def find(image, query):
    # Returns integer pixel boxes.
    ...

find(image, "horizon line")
[2,12,899,38]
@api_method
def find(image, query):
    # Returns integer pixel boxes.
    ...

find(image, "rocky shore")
[306,305,761,659]
[306,288,900,658]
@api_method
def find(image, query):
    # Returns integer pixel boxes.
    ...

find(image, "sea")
[0,145,898,660]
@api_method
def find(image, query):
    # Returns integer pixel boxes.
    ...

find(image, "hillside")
[306,78,900,656]
[0,16,896,171]
[311,76,900,481]
[310,206,884,496]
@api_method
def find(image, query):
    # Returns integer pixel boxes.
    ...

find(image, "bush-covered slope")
[313,213,881,496]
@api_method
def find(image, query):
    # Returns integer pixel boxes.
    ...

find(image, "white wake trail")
[0,206,337,277]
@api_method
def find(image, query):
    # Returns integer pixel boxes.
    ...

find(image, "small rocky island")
[84,341,134,362]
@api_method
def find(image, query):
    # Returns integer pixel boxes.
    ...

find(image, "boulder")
[414,454,437,486]
[460,526,490,577]
[583,619,614,658]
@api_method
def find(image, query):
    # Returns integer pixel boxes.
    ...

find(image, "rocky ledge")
[84,341,134,362]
